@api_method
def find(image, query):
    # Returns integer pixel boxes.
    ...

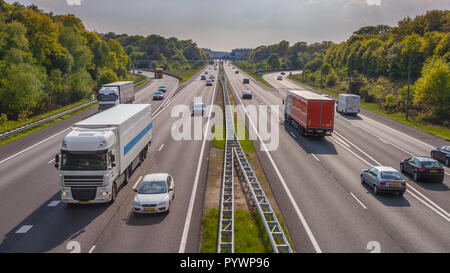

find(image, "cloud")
[5,0,450,51]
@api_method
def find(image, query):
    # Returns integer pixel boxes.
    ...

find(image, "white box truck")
[97,81,135,112]
[54,104,152,204]
[336,94,360,116]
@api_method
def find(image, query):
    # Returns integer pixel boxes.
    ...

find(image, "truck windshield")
[61,152,107,171]
[97,93,116,101]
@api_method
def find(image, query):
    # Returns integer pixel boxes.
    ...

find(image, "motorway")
[225,65,449,252]
[0,67,217,253]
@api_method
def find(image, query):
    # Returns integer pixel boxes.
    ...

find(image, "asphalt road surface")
[225,65,449,252]
[0,67,218,253]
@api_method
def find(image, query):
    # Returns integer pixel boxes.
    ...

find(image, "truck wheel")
[110,184,117,203]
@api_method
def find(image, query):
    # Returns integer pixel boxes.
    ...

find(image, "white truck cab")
[97,81,135,112]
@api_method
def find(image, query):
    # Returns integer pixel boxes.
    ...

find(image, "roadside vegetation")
[235,10,449,139]
[0,2,129,125]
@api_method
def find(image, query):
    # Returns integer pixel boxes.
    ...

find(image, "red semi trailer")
[284,90,335,136]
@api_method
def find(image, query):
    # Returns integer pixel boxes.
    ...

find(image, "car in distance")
[243,78,250,84]
[431,146,450,166]
[281,72,286,75]
[158,85,167,92]
[209,74,215,81]
[277,75,282,80]
[153,91,164,100]
[361,166,406,196]
[232,66,235,69]
[201,74,206,80]
[400,156,444,182]
[192,102,205,116]
[204,70,209,74]
[137,70,143,74]
[235,70,239,74]
[206,79,213,86]
[133,173,174,214]
[242,90,252,99]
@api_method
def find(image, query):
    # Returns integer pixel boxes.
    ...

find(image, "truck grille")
[71,187,97,201]
[63,175,103,187]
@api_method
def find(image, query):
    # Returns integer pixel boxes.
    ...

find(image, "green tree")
[266,53,280,70]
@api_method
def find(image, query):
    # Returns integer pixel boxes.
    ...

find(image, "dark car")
[153,91,164,100]
[158,85,167,92]
[201,74,206,80]
[206,79,213,86]
[242,90,252,99]
[431,146,450,166]
[281,72,286,75]
[243,78,249,84]
[400,156,444,182]
[235,70,239,74]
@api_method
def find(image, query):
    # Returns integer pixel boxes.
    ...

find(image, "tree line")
[103,32,211,72]
[238,10,449,126]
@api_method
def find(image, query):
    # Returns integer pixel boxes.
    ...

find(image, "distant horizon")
[5,0,450,52]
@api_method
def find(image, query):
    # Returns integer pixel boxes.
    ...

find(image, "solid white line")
[359,114,435,149]
[133,176,143,190]
[406,190,450,222]
[0,128,71,166]
[179,77,217,253]
[332,136,350,148]
[88,245,96,253]
[15,225,33,234]
[311,154,320,162]
[47,200,60,207]
[153,80,180,116]
[334,131,450,221]
[158,144,164,152]
[227,74,322,253]
[335,131,381,165]
[48,158,55,164]
[350,193,367,210]
[332,137,373,166]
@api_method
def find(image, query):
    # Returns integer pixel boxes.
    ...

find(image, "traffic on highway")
[0,1,448,268]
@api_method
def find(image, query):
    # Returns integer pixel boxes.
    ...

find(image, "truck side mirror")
[54,163,59,169]
[282,99,285,105]
[55,154,59,163]
[111,154,116,163]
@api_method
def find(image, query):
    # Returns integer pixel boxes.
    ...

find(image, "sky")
[5,0,450,51]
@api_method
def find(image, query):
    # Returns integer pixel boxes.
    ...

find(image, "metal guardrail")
[217,66,235,253]
[0,77,149,139]
[219,64,293,253]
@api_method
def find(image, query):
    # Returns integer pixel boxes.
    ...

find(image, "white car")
[133,173,174,214]
[192,102,205,116]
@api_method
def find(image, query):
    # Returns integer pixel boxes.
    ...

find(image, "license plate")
[144,208,155,212]
[79,201,90,204]
[430,170,438,173]
[390,184,399,187]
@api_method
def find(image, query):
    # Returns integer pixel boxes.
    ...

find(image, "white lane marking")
[227,74,322,253]
[15,225,33,234]
[407,190,450,222]
[343,122,450,177]
[158,144,164,152]
[48,158,55,164]
[333,131,450,221]
[179,76,218,253]
[289,132,296,138]
[133,176,143,190]
[311,154,320,162]
[47,200,60,207]
[350,193,367,210]
[153,79,180,116]
[0,128,71,166]
[359,114,435,149]
[332,136,350,148]
[335,131,381,165]
[88,245,96,253]
[332,137,373,166]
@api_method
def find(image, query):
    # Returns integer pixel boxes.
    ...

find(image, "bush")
[326,70,338,86]
[0,113,7,125]
[384,94,399,112]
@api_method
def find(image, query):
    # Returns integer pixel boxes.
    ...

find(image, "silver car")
[361,166,406,196]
